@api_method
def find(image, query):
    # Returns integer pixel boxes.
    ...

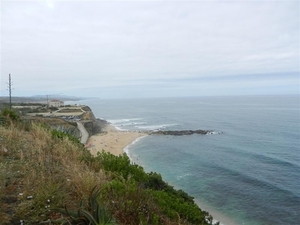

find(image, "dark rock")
[150,129,213,136]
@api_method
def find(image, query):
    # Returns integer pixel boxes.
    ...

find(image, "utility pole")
[7,74,12,110]
[47,95,49,109]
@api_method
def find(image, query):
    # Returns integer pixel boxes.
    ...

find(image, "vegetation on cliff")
[0,109,219,225]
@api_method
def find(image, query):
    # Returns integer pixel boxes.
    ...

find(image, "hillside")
[0,111,219,225]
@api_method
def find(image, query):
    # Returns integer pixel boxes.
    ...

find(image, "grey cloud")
[1,1,299,98]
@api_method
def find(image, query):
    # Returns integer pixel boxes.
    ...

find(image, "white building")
[48,99,64,108]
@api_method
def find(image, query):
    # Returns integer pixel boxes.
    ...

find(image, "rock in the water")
[150,130,213,136]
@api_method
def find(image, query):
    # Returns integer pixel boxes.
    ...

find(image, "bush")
[51,129,83,147]
[0,108,20,125]
[101,179,161,225]
[94,151,214,225]
[95,151,147,182]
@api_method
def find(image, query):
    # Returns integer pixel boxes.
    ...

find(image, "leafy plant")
[95,151,217,224]
[95,151,147,182]
[51,129,83,147]
[56,124,79,137]
[54,186,116,225]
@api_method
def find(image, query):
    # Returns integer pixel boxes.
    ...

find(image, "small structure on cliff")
[48,99,64,108]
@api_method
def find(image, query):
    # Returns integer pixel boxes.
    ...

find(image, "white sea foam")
[136,124,178,131]
[105,121,130,131]
[117,122,147,126]
[212,219,225,225]
[176,173,191,180]
[107,118,146,130]
[114,126,128,131]
[194,199,239,225]
[123,136,148,163]
[206,131,223,135]
[108,118,143,124]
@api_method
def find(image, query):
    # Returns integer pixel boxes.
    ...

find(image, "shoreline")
[123,135,148,162]
[86,123,236,225]
[86,123,147,156]
[194,199,239,225]
[85,119,236,225]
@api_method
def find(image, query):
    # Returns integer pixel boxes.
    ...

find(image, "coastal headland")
[1,107,220,225]
[17,103,147,156]
[2,102,225,224]
[23,104,217,156]
[15,103,218,156]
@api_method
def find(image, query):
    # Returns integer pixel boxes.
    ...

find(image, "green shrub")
[152,190,212,224]
[51,129,83,147]
[94,151,215,224]
[102,179,161,225]
[54,186,116,225]
[0,108,21,125]
[95,151,147,182]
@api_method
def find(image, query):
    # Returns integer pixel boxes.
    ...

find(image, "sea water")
[75,95,300,225]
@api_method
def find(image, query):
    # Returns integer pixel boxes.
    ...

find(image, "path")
[77,122,89,144]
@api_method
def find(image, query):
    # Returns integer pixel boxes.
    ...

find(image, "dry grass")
[0,120,213,225]
[0,123,109,224]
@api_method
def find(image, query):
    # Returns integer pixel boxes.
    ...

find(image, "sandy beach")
[86,124,147,156]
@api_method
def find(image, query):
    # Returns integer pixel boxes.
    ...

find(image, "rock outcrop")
[149,130,218,136]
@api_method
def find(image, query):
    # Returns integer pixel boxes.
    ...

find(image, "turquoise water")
[77,95,300,225]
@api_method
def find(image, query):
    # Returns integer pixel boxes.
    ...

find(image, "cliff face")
[80,108,107,136]
[21,106,107,139]
[81,110,95,120]
[82,120,102,136]
[21,116,81,138]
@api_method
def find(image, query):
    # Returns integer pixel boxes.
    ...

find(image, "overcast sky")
[1,0,299,99]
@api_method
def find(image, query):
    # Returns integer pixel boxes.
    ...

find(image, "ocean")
[73,95,300,225]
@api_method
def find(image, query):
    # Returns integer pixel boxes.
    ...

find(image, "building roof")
[49,99,64,102]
